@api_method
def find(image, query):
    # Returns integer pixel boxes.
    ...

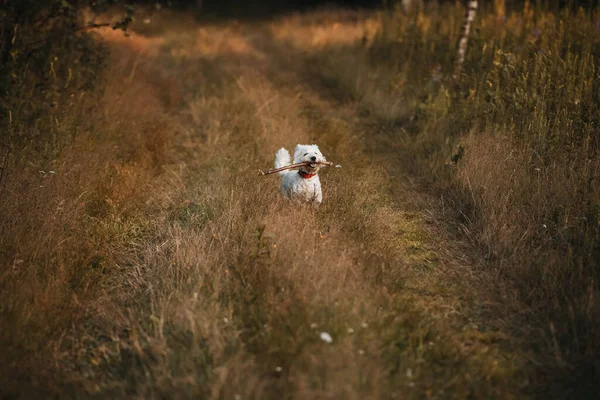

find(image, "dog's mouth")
[308,163,317,169]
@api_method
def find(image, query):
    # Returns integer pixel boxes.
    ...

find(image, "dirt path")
[54,11,531,399]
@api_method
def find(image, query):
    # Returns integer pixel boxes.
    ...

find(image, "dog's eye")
[304,153,308,156]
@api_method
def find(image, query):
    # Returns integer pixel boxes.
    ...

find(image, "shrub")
[0,0,134,163]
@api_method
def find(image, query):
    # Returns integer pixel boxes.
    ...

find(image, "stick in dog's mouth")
[260,161,334,176]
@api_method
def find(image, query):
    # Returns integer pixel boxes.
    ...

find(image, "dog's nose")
[310,156,317,162]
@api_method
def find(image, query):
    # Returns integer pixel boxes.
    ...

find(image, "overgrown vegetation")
[1,1,599,398]
[0,0,137,168]
[307,0,600,396]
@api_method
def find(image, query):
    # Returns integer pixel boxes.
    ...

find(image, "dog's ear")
[294,144,305,156]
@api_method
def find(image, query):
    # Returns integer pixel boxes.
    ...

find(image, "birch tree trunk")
[454,0,478,79]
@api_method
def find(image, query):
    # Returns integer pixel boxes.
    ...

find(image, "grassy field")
[0,2,599,399]
[305,2,600,396]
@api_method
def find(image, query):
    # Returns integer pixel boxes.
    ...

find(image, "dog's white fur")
[274,144,326,205]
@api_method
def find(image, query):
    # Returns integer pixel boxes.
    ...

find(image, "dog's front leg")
[312,183,322,208]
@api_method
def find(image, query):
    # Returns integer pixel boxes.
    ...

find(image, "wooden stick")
[260,161,334,176]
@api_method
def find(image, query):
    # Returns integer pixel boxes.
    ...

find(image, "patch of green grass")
[169,201,214,227]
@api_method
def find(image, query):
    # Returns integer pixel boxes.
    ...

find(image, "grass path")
[4,10,532,399]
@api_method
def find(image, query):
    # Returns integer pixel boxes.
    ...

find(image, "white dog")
[274,144,326,205]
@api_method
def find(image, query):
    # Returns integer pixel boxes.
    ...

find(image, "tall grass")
[3,3,599,398]
[306,1,600,395]
[0,9,537,398]
[0,39,176,395]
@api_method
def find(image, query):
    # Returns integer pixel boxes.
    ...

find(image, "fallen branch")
[260,161,334,176]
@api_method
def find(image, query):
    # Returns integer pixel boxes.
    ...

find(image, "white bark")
[454,0,478,78]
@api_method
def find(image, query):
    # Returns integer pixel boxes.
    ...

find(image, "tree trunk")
[454,0,478,79]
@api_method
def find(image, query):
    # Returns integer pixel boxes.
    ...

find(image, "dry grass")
[0,38,176,394]
[0,5,571,400]
[298,1,600,397]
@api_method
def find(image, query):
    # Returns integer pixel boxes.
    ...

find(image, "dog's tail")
[274,147,291,175]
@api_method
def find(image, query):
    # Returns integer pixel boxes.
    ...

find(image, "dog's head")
[293,144,326,174]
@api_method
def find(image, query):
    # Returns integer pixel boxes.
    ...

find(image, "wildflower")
[361,322,368,328]
[347,328,354,334]
[319,332,333,343]
[223,317,229,324]
[310,323,318,329]
[275,366,282,372]
[358,349,365,355]
[406,368,413,378]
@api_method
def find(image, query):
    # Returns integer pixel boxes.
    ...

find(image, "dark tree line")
[0,1,132,86]
[0,0,136,161]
